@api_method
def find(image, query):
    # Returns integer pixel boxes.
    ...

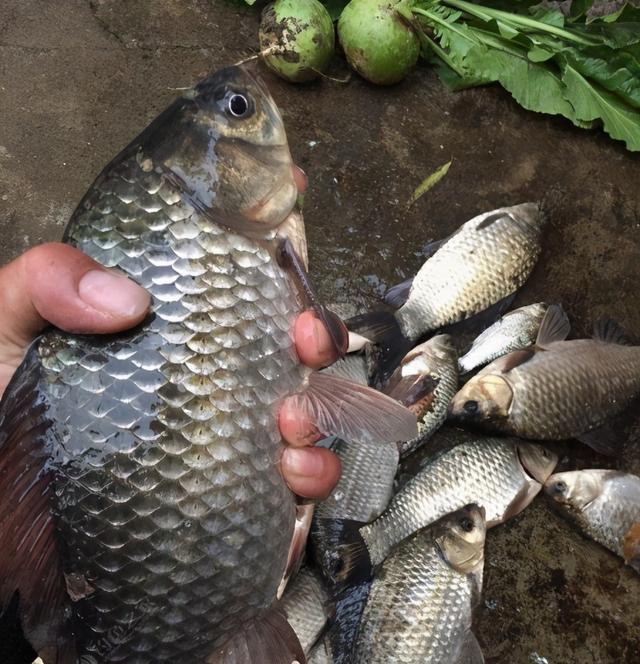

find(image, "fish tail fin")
[210,608,305,664]
[333,521,373,585]
[346,311,413,387]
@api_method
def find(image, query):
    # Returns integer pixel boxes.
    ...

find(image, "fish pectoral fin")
[501,479,541,523]
[276,237,348,359]
[292,372,418,444]
[576,421,621,456]
[0,342,70,656]
[208,608,306,664]
[386,373,439,411]
[623,522,640,572]
[535,303,570,348]
[454,630,485,664]
[493,348,536,373]
[383,277,414,308]
[592,317,632,345]
[277,503,315,599]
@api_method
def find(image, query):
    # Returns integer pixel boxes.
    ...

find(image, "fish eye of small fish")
[459,517,475,532]
[464,400,479,414]
[552,480,568,495]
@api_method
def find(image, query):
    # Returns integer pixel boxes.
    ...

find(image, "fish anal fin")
[0,344,68,654]
[277,503,315,599]
[623,522,640,572]
[383,277,413,308]
[293,372,418,444]
[593,317,632,345]
[454,631,485,664]
[535,304,570,348]
[387,373,439,412]
[210,608,305,664]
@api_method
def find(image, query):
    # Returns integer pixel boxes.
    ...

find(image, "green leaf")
[496,19,520,38]
[463,46,579,119]
[528,45,556,60]
[407,161,453,207]
[529,7,567,27]
[562,63,640,149]
[562,45,640,108]
[579,21,640,46]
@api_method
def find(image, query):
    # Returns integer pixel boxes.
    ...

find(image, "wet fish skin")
[358,438,557,567]
[545,469,640,572]
[0,66,417,663]
[353,505,486,664]
[458,302,549,374]
[449,334,640,445]
[398,203,546,340]
[276,566,331,654]
[387,335,459,457]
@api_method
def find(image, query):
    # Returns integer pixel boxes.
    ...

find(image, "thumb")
[0,243,151,348]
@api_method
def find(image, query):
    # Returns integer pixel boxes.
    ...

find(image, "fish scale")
[360,438,543,567]
[506,340,640,439]
[397,204,545,339]
[34,146,305,661]
[354,513,482,664]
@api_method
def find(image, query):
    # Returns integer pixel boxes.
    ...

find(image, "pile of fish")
[281,201,640,662]
[0,63,637,664]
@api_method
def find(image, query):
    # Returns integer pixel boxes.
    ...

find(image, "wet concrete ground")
[1,1,639,662]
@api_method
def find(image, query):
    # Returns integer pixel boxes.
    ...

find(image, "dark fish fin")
[575,422,620,456]
[593,317,632,345]
[0,343,69,654]
[325,580,372,664]
[441,293,516,338]
[495,348,536,373]
[277,503,315,599]
[276,237,348,359]
[454,631,485,664]
[333,523,373,585]
[535,304,570,348]
[383,277,414,308]
[210,608,305,664]
[623,522,640,572]
[293,372,418,444]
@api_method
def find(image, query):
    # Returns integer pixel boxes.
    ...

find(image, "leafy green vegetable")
[408,160,452,206]
[410,0,640,150]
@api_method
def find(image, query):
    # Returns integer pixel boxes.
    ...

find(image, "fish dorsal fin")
[536,304,570,348]
[0,342,71,658]
[383,277,414,308]
[593,317,632,345]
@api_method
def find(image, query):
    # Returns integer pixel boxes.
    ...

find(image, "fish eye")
[227,93,251,118]
[553,480,567,494]
[459,517,475,533]
[464,400,479,414]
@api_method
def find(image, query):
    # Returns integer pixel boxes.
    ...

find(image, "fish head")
[516,443,558,484]
[141,65,297,234]
[506,202,548,232]
[544,470,604,512]
[448,374,513,428]
[435,504,487,575]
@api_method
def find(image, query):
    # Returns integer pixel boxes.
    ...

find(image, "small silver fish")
[353,505,486,664]
[449,315,640,454]
[386,335,459,457]
[349,203,547,384]
[350,437,557,568]
[545,469,640,572]
[459,303,561,374]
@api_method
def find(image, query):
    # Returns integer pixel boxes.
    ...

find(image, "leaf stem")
[440,0,600,46]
